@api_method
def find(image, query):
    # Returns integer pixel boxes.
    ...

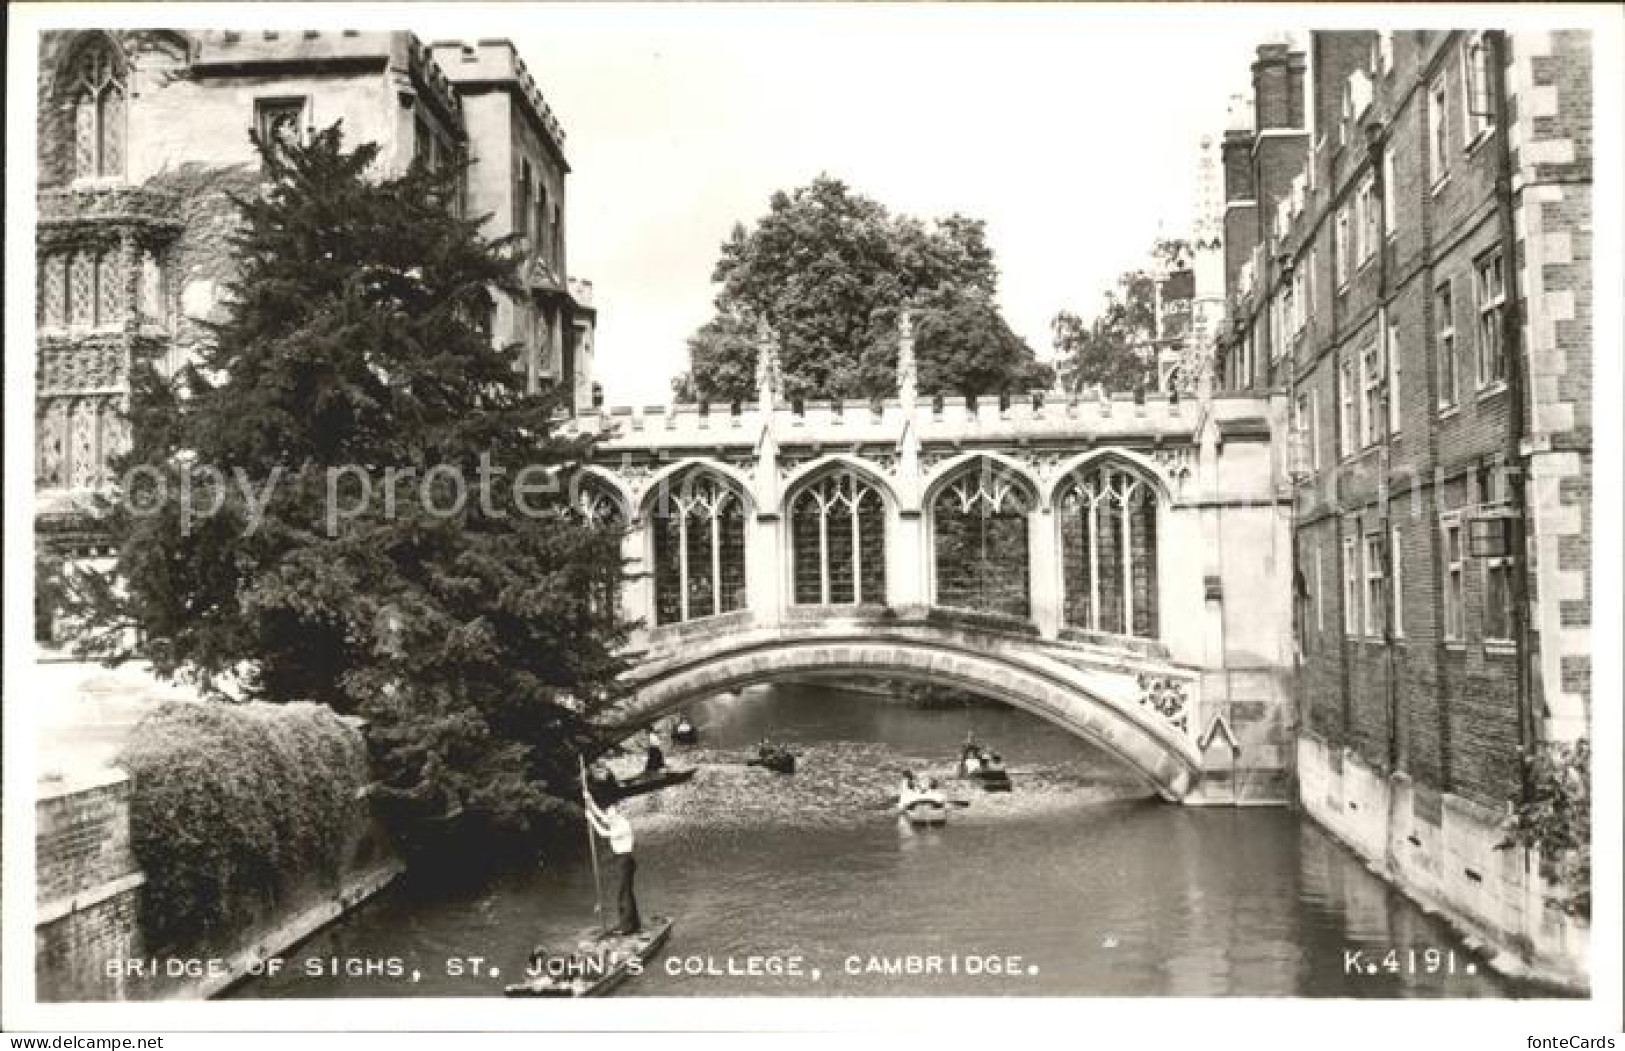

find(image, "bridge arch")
[616,628,1202,801]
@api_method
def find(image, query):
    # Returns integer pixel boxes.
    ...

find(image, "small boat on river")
[963,767,1013,793]
[900,792,949,827]
[748,747,796,774]
[599,766,696,803]
[505,917,674,998]
[672,714,698,744]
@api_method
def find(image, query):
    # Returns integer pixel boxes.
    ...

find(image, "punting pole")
[578,755,603,919]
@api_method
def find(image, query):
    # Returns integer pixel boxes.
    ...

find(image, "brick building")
[1216,30,1592,980]
[34,29,597,558]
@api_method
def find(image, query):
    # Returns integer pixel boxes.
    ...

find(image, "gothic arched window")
[1057,461,1160,638]
[651,468,747,625]
[931,460,1035,618]
[790,469,886,606]
[578,480,628,628]
[69,38,126,180]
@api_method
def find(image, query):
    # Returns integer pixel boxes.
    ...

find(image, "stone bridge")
[561,322,1297,804]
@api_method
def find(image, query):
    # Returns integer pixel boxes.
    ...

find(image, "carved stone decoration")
[1151,446,1195,496]
[1136,673,1190,735]
[38,334,126,393]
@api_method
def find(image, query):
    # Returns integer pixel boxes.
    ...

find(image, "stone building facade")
[34,29,597,559]
[1216,30,1592,983]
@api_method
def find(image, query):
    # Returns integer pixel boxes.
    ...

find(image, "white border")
[5,2,1622,1040]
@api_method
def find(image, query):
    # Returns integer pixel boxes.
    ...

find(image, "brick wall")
[1232,29,1592,812]
[35,771,147,1002]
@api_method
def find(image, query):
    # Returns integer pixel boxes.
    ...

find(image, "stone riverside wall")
[1297,733,1587,991]
[36,765,403,1002]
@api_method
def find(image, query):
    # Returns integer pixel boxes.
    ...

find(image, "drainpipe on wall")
[1365,117,1400,779]
[1487,29,1536,803]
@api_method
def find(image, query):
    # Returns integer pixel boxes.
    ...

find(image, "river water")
[235,681,1535,999]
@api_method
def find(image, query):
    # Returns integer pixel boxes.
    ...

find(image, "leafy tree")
[1053,238,1192,395]
[73,123,628,865]
[1501,738,1591,919]
[675,176,1050,402]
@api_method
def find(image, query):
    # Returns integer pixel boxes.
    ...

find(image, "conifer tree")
[76,123,628,863]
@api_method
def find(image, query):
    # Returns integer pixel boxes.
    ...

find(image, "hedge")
[116,700,368,953]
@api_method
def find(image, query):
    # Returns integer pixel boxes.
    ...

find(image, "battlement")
[193,31,462,121]
[430,39,567,154]
[568,277,595,309]
[559,389,1274,452]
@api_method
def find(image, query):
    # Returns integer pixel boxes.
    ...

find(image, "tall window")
[1429,77,1450,185]
[578,482,626,628]
[932,460,1034,619]
[1361,342,1382,446]
[1462,33,1494,141]
[651,469,747,625]
[1475,248,1507,387]
[1382,152,1397,238]
[1364,533,1385,637]
[1339,355,1357,457]
[791,470,886,606]
[1314,541,1325,632]
[1442,518,1465,640]
[70,38,125,180]
[1484,547,1514,643]
[1292,392,1312,479]
[1335,206,1351,287]
[1058,462,1160,638]
[516,159,533,242]
[1436,280,1458,408]
[1355,178,1375,266]
[1387,319,1402,435]
[1342,535,1360,636]
[1391,525,1405,638]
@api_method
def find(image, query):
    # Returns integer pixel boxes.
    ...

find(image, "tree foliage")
[676,176,1051,402]
[1053,238,1191,395]
[1501,738,1591,920]
[118,701,368,953]
[74,123,628,861]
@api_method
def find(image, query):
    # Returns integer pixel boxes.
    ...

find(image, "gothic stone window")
[931,459,1035,619]
[651,468,747,625]
[790,469,886,606]
[70,37,126,180]
[1058,461,1161,638]
[43,247,127,330]
[577,479,628,629]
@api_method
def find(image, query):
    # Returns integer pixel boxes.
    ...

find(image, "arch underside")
[614,633,1202,801]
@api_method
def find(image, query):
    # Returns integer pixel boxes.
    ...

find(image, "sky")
[490,7,1269,405]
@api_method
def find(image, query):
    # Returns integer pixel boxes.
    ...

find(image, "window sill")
[1484,639,1517,657]
[1430,173,1451,197]
[1476,379,1509,402]
[1464,127,1496,157]
[1436,402,1461,421]
[1443,640,1467,652]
